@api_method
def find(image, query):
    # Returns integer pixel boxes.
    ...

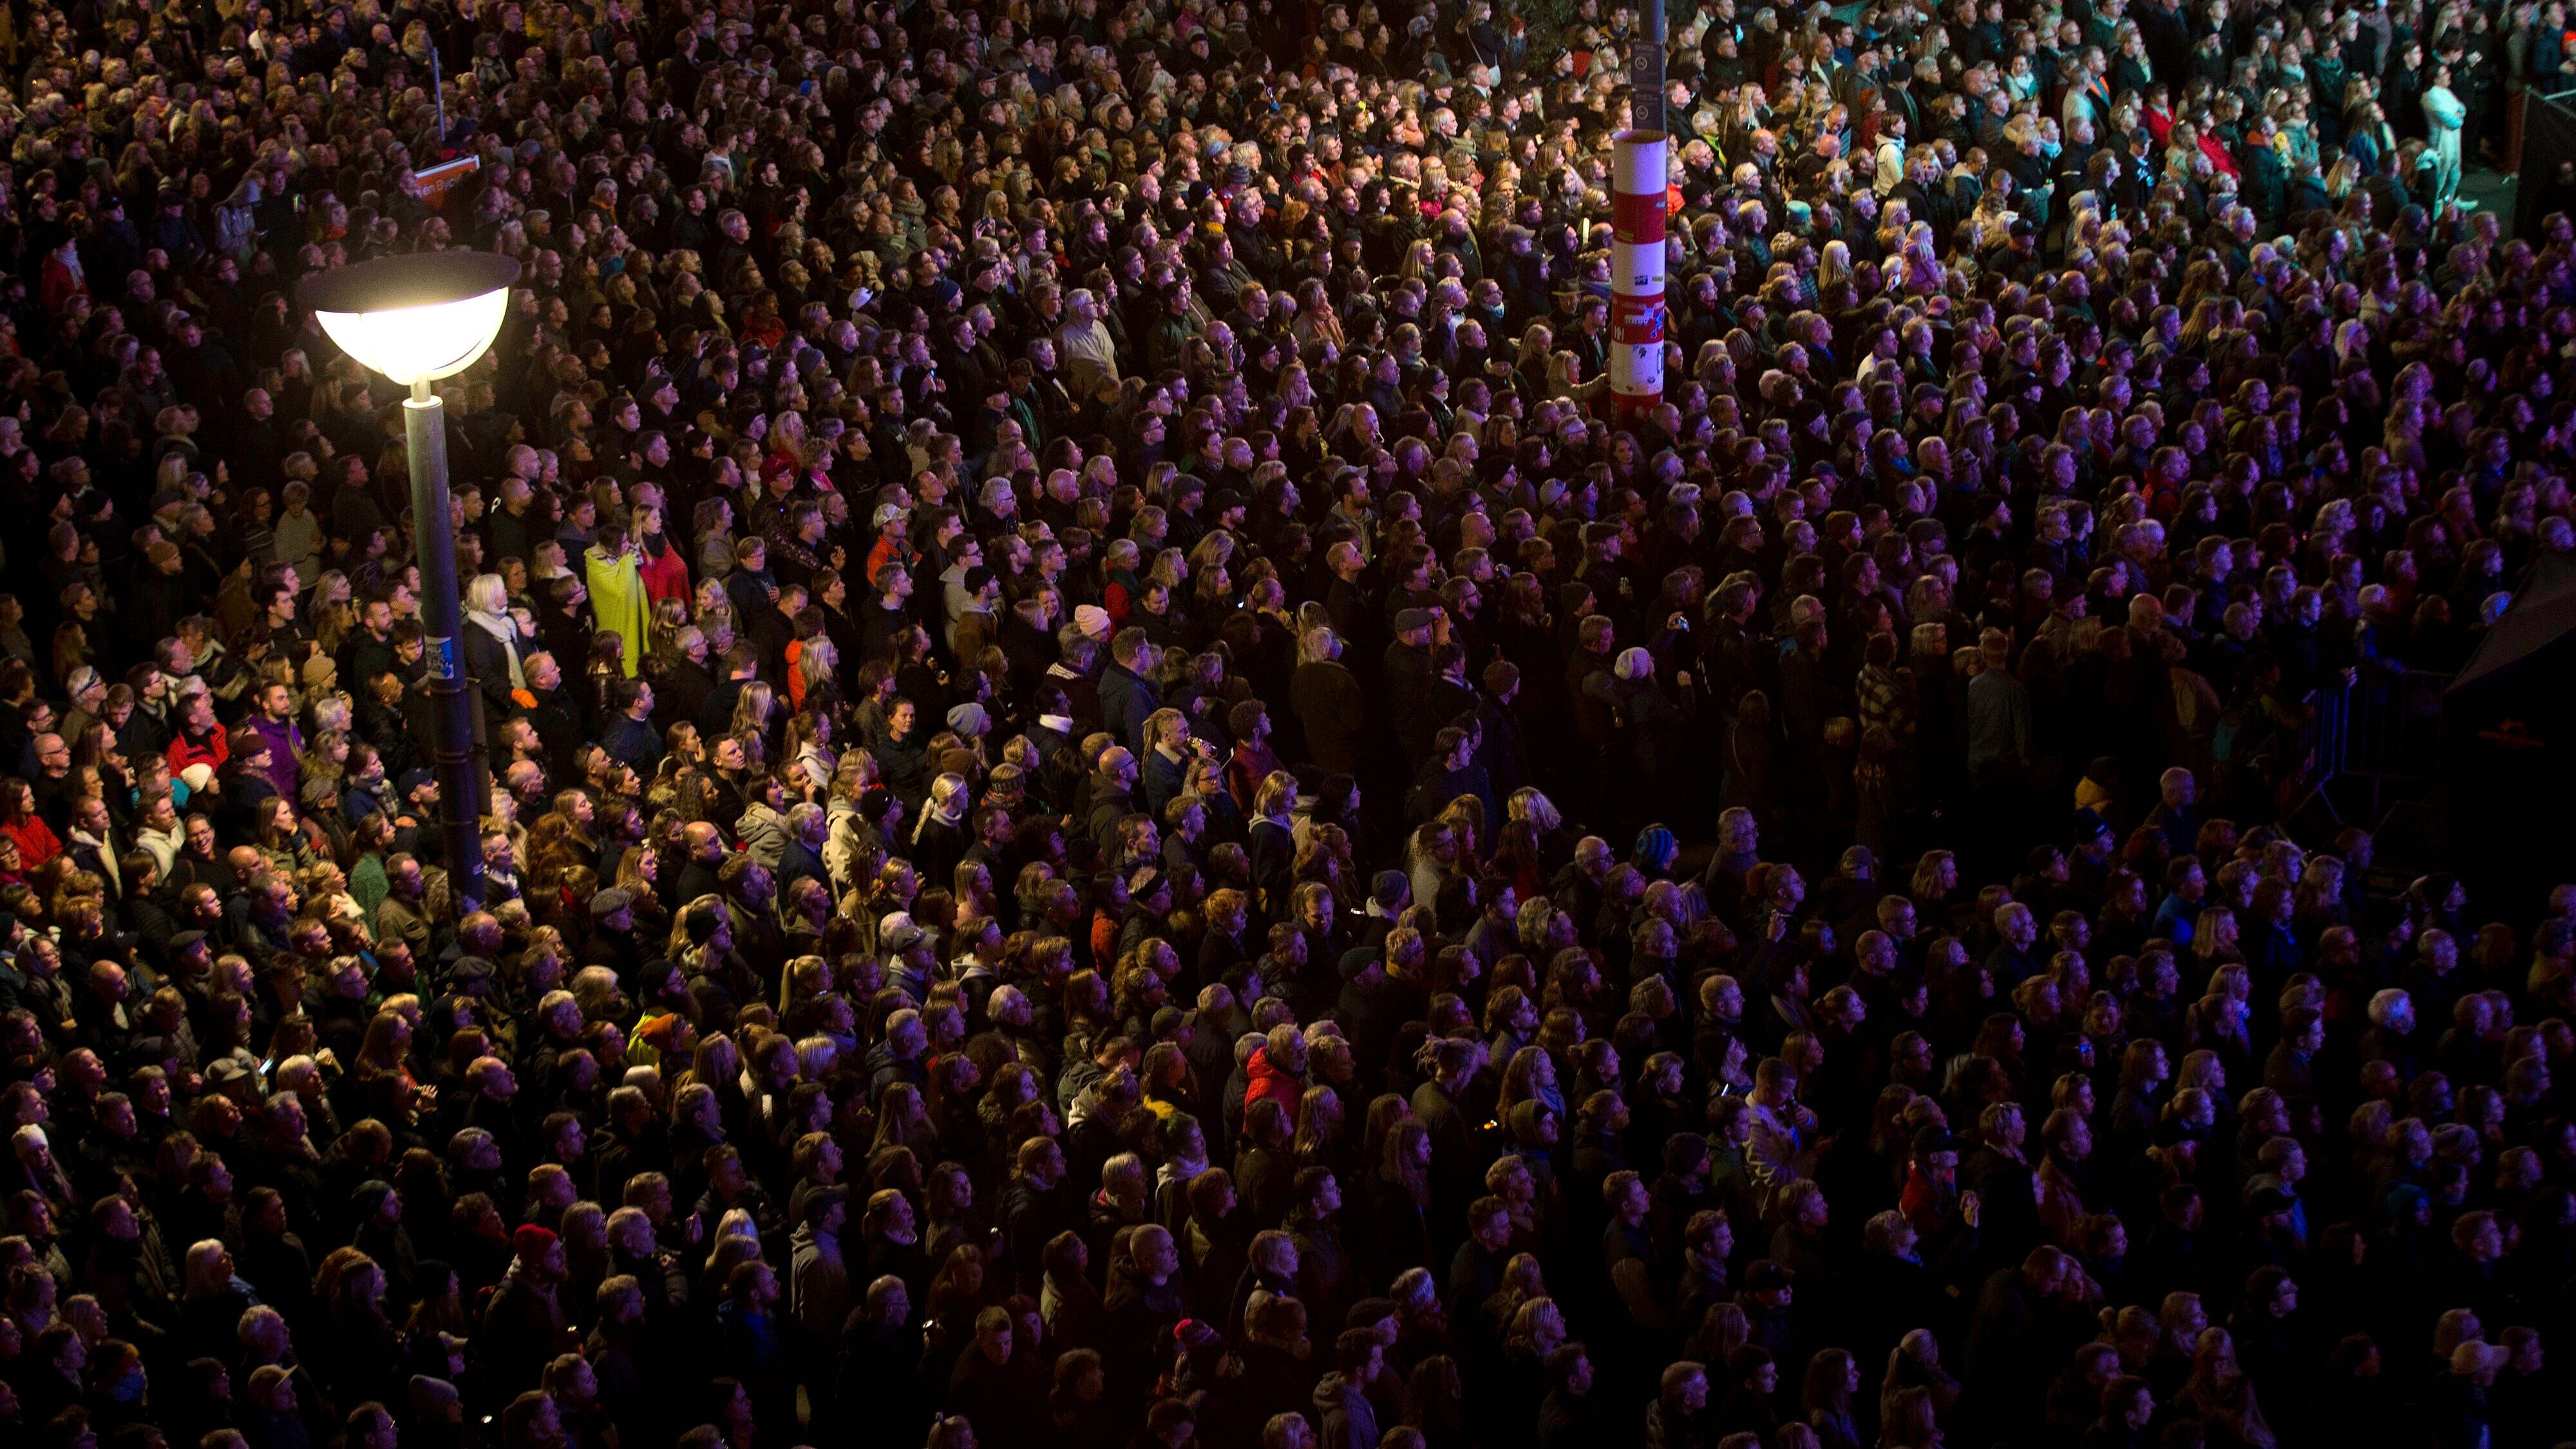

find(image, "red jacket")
[167,721,231,779]
[638,538,691,605]
[1,813,61,869]
[1243,1046,1305,1126]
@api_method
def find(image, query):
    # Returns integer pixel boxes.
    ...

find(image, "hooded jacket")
[735,799,791,870]
[1314,1370,1380,1449]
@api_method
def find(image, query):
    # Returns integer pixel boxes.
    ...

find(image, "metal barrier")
[2277,683,2345,830]
[2287,670,2453,829]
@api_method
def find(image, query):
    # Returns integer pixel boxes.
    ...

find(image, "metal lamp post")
[298,251,521,912]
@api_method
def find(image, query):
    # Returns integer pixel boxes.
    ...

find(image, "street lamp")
[299,251,520,911]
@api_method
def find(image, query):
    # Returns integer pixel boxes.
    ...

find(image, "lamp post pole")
[403,377,486,912]
[301,249,518,918]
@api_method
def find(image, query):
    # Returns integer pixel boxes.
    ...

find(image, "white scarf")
[911,788,966,843]
[468,609,526,689]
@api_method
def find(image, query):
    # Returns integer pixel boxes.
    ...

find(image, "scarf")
[911,788,966,843]
[467,609,525,689]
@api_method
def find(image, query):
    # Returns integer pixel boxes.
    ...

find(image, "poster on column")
[1612,292,1665,350]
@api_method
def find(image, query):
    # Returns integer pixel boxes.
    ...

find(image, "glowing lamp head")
[298,252,522,387]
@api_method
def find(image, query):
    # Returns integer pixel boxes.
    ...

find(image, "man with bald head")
[673,822,727,904]
[28,731,73,831]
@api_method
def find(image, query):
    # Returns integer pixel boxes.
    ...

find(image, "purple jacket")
[243,715,303,803]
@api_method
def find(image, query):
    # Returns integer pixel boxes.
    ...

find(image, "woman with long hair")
[1880,1329,1962,1428]
[309,1246,403,1410]
[633,503,691,604]
[692,497,740,583]
[1880,1384,1943,1449]
[1804,1347,1864,1449]
[781,710,837,799]
[345,1009,421,1126]
[1403,1353,1470,1449]
[1367,1119,1435,1280]
[305,571,357,656]
[52,617,95,693]
[2176,1326,2277,1448]
[790,634,838,715]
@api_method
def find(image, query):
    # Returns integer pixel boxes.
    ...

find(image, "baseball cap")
[1345,1298,1398,1330]
[879,913,928,954]
[1744,1260,1795,1292]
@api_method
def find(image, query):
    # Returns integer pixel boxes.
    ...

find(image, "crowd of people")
[2,1,2576,1449]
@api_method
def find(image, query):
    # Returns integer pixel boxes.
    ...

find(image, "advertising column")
[1609,128,1668,423]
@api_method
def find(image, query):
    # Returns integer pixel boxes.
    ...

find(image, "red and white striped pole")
[1610,128,1668,423]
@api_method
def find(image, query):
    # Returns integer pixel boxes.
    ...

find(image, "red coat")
[637,537,691,605]
[168,721,231,779]
[39,255,86,315]
[1243,1045,1305,1126]
[0,813,61,869]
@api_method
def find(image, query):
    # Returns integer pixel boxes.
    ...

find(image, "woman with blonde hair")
[649,598,694,665]
[730,680,778,746]
[1507,788,1563,835]
[2192,906,2244,967]
[463,573,527,716]
[634,502,690,603]
[911,772,972,886]
[791,634,837,714]
[305,571,357,655]
[1818,238,1855,297]
[1544,350,1586,400]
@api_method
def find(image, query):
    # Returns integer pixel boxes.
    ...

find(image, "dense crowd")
[1,1,2575,1449]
